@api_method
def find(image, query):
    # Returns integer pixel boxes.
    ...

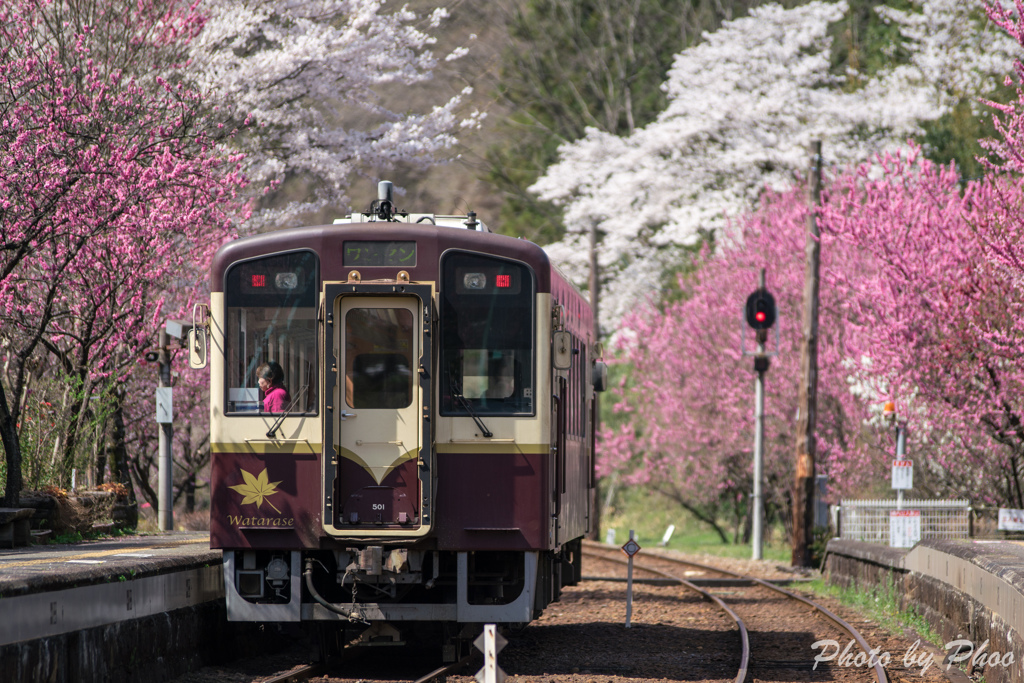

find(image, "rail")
[582,545,750,683]
[582,540,888,683]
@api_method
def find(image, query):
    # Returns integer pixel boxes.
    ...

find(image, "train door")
[553,375,567,546]
[328,294,426,530]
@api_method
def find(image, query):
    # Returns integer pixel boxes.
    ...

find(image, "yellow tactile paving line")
[0,536,212,569]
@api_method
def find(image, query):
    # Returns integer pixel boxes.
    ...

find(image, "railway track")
[168,545,944,683]
[258,653,473,683]
[581,541,888,683]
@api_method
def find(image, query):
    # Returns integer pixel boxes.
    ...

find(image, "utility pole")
[589,220,601,541]
[793,141,822,567]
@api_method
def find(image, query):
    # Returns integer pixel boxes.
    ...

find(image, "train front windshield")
[440,252,535,416]
[224,250,319,414]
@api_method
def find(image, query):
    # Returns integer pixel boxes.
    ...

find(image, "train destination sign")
[343,240,417,267]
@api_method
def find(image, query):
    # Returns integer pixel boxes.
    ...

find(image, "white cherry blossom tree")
[189,0,482,229]
[532,0,1018,332]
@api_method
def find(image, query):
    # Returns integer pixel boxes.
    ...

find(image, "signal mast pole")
[744,271,776,560]
[752,269,767,560]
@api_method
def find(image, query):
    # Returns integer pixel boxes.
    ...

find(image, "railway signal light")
[745,288,777,330]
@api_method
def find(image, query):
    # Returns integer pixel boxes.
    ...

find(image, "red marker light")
[755,311,766,322]
[252,274,266,287]
[496,274,511,288]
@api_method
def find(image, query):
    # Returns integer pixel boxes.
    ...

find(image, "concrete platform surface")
[0,532,219,597]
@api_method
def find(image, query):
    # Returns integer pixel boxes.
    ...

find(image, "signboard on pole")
[890,509,921,548]
[891,459,913,490]
[998,509,1024,531]
[156,387,173,424]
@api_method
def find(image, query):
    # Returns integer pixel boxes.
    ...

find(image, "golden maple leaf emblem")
[229,467,282,513]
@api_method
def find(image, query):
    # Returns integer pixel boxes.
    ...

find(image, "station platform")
[0,532,223,651]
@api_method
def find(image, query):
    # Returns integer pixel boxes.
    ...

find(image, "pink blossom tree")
[605,185,889,541]
[824,154,1024,505]
[0,0,245,505]
[612,142,1024,523]
[590,0,1024,535]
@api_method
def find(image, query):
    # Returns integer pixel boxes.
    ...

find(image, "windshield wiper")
[266,385,309,438]
[448,372,493,438]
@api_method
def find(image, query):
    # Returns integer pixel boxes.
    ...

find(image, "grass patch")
[51,525,134,545]
[805,572,943,647]
[601,485,792,563]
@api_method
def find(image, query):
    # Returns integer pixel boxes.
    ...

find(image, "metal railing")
[836,499,971,544]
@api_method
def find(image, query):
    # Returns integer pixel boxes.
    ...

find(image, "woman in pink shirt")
[256,361,290,413]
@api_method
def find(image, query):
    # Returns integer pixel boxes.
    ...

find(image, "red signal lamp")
[745,288,777,330]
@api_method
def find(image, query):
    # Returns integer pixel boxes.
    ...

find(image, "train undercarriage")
[223,540,582,660]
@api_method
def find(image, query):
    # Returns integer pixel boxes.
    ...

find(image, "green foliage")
[10,367,126,494]
[919,94,1013,182]
[830,0,1012,178]
[53,530,84,544]
[830,0,914,82]
[810,526,832,568]
[52,524,130,546]
[486,0,772,243]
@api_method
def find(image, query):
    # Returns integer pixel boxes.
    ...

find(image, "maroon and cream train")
[194,183,607,653]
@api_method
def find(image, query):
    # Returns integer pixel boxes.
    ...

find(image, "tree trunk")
[185,473,196,514]
[110,387,139,528]
[0,376,23,506]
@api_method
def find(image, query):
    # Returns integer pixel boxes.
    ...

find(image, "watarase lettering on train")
[226,515,295,527]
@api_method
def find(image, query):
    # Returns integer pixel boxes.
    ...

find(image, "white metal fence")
[837,499,971,544]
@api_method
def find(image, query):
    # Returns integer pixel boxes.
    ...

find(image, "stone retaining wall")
[0,600,295,683]
[826,539,1023,683]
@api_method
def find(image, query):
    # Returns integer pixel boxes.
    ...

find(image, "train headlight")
[275,272,298,290]
[266,556,290,589]
[463,273,486,290]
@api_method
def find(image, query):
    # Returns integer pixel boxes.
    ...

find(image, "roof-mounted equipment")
[372,180,397,221]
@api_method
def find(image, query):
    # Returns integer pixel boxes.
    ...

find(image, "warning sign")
[998,509,1024,531]
[621,539,641,557]
[891,460,913,490]
[889,509,921,548]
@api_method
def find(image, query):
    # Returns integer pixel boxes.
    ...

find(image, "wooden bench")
[0,508,35,548]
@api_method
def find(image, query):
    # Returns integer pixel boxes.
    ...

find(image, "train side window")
[224,250,319,415]
[440,252,535,416]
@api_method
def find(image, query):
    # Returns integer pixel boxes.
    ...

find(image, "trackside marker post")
[621,530,641,628]
[474,623,507,683]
